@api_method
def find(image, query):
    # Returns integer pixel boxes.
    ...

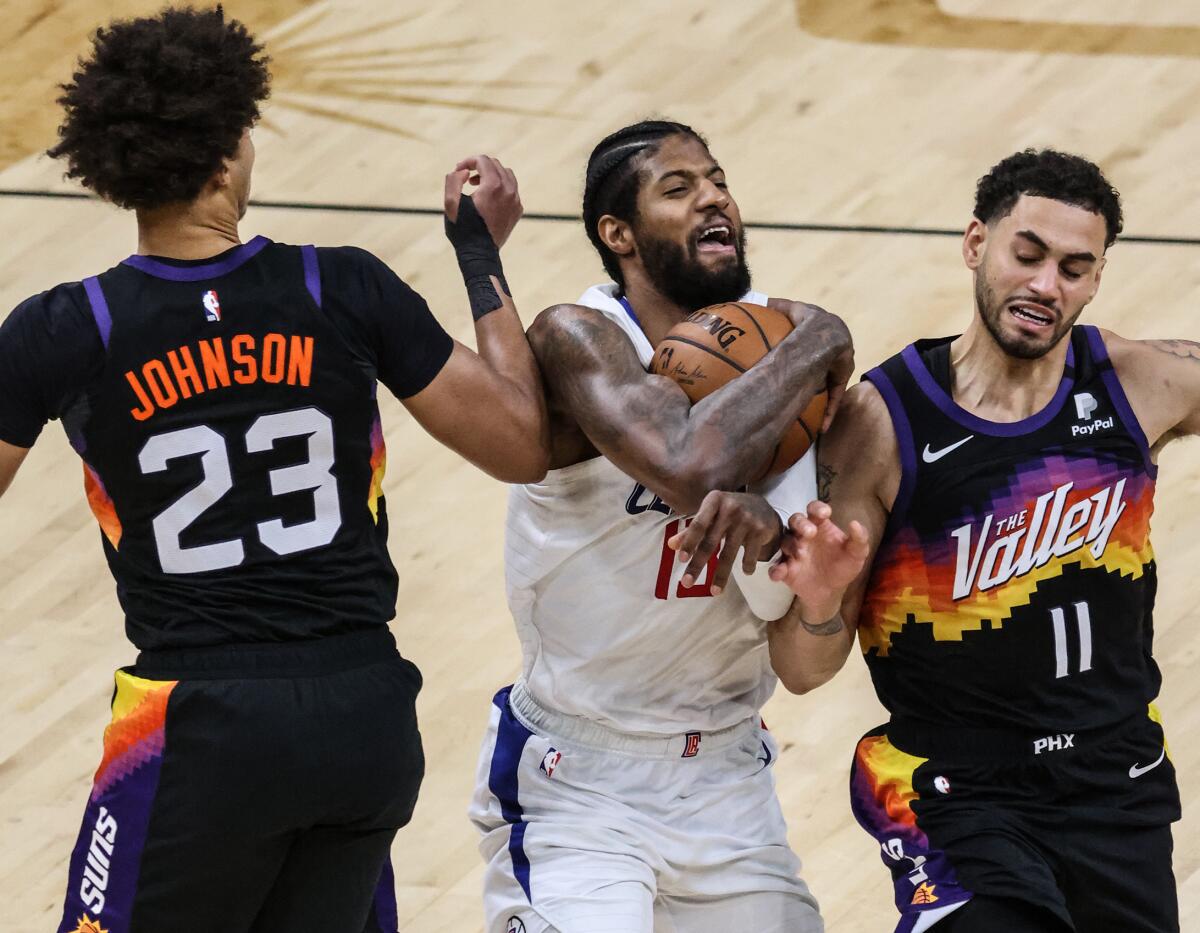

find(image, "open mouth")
[1008,301,1055,328]
[696,222,736,253]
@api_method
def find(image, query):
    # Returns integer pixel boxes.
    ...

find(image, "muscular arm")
[404,280,549,484]
[1102,331,1200,455]
[0,440,29,498]
[767,381,899,693]
[529,302,851,514]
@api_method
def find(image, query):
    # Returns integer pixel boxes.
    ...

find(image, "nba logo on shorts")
[681,732,701,758]
[202,289,222,322]
[540,747,562,778]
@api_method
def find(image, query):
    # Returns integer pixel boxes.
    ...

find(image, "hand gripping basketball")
[650,301,828,478]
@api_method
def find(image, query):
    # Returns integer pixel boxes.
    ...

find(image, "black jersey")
[859,326,1159,734]
[0,237,453,650]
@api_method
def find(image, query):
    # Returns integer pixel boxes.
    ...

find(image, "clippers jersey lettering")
[504,284,775,734]
[860,327,1158,733]
[0,238,452,650]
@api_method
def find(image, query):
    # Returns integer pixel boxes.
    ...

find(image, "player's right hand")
[444,154,522,248]
[768,300,855,432]
[668,491,784,596]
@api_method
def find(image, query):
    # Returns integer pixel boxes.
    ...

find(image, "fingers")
[442,168,470,222]
[823,379,846,433]
[670,492,721,562]
[846,519,871,559]
[708,531,745,595]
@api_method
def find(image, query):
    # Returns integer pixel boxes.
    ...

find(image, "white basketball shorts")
[469,682,823,933]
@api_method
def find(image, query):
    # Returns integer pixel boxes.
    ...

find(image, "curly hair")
[47,6,270,211]
[582,119,708,289]
[974,149,1123,248]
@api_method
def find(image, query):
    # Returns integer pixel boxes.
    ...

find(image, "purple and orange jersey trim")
[92,673,177,800]
[367,410,387,523]
[860,453,1154,656]
[83,463,122,550]
[850,733,973,925]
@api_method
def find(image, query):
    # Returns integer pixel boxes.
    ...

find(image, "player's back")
[1,236,450,651]
[504,284,776,736]
[860,326,1158,735]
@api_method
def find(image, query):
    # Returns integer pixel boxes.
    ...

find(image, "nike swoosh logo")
[922,435,975,463]
[1129,747,1167,779]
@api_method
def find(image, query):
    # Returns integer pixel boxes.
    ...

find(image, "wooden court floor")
[1,1,1199,930]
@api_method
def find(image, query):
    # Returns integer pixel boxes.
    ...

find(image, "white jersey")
[504,283,777,735]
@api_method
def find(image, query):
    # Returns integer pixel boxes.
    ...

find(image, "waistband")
[133,627,399,679]
[886,709,1150,761]
[507,680,759,758]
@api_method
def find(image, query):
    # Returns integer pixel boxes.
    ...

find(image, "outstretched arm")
[0,440,29,498]
[766,381,899,693]
[529,301,852,513]
[403,155,549,484]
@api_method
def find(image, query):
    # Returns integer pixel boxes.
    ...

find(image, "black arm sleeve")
[0,283,105,447]
[316,246,454,400]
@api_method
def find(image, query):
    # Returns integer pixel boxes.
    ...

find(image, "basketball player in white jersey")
[469,120,854,932]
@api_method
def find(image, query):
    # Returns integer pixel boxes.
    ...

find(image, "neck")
[136,199,242,260]
[949,315,1071,422]
[619,268,692,347]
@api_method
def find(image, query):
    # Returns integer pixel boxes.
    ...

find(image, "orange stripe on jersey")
[83,463,122,549]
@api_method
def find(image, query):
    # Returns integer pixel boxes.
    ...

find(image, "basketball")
[650,301,826,478]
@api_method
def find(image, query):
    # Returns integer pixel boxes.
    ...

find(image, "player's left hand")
[668,491,783,596]
[768,500,869,617]
[444,154,522,248]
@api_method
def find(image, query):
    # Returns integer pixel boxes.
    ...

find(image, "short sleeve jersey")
[0,237,453,650]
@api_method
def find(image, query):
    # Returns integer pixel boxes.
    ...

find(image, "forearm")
[473,283,549,461]
[0,440,30,498]
[680,320,846,494]
[768,604,855,694]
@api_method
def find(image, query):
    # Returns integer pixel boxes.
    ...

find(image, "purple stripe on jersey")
[371,857,399,933]
[1083,325,1158,479]
[301,244,322,308]
[121,235,270,281]
[82,276,112,348]
[863,367,918,540]
[618,296,645,334]
[900,340,1075,437]
[488,686,534,901]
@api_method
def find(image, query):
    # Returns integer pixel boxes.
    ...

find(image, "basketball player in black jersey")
[0,9,546,933]
[746,149,1199,931]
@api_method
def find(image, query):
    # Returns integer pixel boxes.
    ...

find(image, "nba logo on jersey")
[540,747,562,778]
[506,919,527,933]
[681,732,702,758]
[202,289,222,322]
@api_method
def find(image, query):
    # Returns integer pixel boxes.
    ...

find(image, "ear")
[598,214,635,259]
[209,160,233,193]
[962,218,987,271]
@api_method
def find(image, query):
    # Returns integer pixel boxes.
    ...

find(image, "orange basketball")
[651,301,826,479]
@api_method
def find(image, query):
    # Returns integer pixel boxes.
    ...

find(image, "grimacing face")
[965,195,1108,360]
[627,134,751,310]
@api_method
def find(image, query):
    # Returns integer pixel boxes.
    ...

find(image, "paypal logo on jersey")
[202,289,222,322]
[1072,392,1114,436]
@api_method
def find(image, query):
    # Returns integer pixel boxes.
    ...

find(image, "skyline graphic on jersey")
[367,409,387,522]
[860,450,1154,656]
[82,463,122,549]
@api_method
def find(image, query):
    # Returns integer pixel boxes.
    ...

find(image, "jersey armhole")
[301,245,322,310]
[1081,325,1157,478]
[862,367,917,540]
[82,276,112,349]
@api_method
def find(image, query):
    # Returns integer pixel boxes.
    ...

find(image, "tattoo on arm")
[817,463,837,503]
[1148,339,1200,364]
[800,613,846,636]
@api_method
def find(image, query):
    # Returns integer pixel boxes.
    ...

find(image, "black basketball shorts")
[56,628,424,933]
[849,708,1181,932]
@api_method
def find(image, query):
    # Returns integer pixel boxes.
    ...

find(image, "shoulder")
[4,281,95,337]
[528,303,620,353]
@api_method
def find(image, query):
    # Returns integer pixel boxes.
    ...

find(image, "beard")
[635,224,751,311]
[975,269,1076,361]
